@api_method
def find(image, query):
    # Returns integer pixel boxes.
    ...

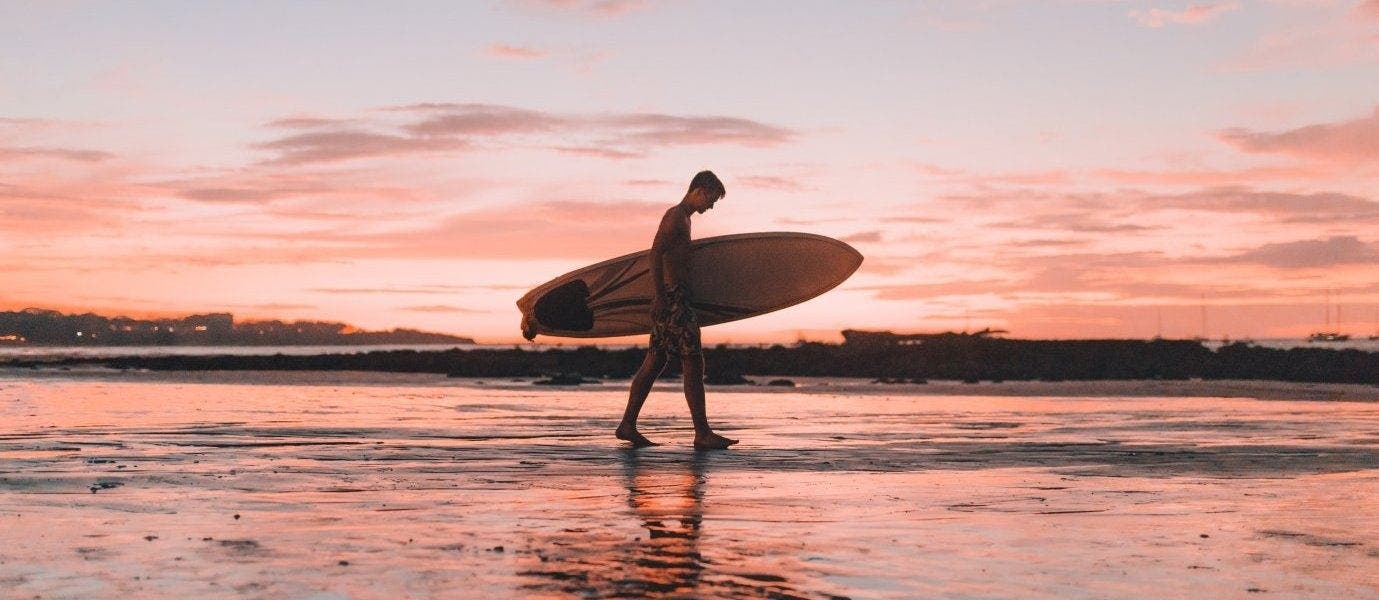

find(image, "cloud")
[1210,235,1379,269]
[0,146,114,162]
[513,0,650,18]
[1147,186,1379,224]
[604,114,793,147]
[310,285,510,295]
[1009,238,1089,248]
[858,279,1010,300]
[840,230,883,243]
[174,174,336,203]
[737,175,808,192]
[1090,165,1328,186]
[910,163,1072,186]
[400,103,562,137]
[1219,106,1379,164]
[235,302,318,311]
[398,104,793,145]
[857,257,914,276]
[1359,0,1379,20]
[1130,2,1241,28]
[214,199,667,263]
[254,104,795,165]
[359,199,663,260]
[992,213,1159,234]
[0,175,153,234]
[1222,9,1378,72]
[484,43,548,60]
[942,186,1379,227]
[554,146,644,159]
[399,304,483,313]
[254,130,470,165]
[264,116,355,129]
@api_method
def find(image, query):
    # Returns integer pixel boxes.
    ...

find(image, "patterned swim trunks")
[649,284,702,357]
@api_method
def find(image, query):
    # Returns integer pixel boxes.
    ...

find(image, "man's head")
[685,170,725,214]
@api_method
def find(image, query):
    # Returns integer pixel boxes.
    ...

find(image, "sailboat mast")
[1199,294,1207,340]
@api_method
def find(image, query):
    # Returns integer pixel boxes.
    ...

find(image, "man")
[615,171,738,450]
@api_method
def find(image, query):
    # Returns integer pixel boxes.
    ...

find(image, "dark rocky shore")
[6,334,1377,385]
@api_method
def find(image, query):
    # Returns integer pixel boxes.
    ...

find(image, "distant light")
[76,331,83,337]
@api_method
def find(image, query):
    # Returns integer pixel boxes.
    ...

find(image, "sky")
[2,0,1378,343]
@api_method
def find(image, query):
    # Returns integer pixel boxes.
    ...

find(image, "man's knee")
[641,349,668,371]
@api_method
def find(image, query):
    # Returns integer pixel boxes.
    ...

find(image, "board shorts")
[649,284,702,358]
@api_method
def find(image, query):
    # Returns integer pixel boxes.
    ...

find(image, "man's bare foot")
[693,431,738,450]
[615,425,658,447]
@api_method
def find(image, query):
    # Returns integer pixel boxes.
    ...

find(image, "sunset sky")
[3,0,1378,343]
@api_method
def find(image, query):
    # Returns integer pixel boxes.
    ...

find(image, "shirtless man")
[615,171,739,450]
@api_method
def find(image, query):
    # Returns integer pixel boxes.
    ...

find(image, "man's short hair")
[688,170,725,199]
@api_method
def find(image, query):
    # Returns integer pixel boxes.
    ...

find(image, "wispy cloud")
[991,213,1160,234]
[252,104,795,165]
[264,116,356,129]
[1220,106,1379,164]
[513,0,650,18]
[737,175,808,192]
[484,43,549,60]
[1129,2,1241,28]
[554,145,644,159]
[840,230,883,244]
[940,186,1379,228]
[1209,235,1379,269]
[1146,186,1379,224]
[195,199,668,264]
[1359,0,1379,21]
[310,284,521,295]
[0,146,113,162]
[1222,7,1379,71]
[399,304,484,313]
[254,130,470,165]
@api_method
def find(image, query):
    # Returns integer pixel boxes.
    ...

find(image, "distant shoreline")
[2,369,1375,402]
[4,336,1377,386]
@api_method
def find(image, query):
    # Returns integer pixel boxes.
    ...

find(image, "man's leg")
[617,349,667,447]
[683,353,738,450]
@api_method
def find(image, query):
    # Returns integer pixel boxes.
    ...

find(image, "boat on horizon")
[1307,332,1351,343]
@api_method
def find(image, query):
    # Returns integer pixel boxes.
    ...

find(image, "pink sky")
[2,1,1378,342]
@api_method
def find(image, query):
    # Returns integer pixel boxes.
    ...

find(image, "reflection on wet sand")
[517,451,828,599]
[1,375,1377,597]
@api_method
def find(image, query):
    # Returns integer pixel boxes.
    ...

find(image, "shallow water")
[2,373,1377,598]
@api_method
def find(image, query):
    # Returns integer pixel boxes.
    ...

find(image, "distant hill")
[0,308,475,346]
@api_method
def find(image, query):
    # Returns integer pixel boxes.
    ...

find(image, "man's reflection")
[616,448,707,594]
[514,450,813,598]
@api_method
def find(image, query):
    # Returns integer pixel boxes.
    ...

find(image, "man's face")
[693,189,722,214]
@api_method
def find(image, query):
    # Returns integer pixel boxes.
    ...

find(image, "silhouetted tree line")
[0,308,473,346]
[10,336,1377,384]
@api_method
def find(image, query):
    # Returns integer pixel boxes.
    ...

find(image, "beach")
[2,371,1377,598]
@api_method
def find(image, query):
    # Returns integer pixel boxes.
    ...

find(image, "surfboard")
[517,232,863,340]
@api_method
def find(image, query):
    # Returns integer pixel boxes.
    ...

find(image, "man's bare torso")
[651,206,691,300]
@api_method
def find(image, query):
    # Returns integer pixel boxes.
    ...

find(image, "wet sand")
[2,372,1377,598]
